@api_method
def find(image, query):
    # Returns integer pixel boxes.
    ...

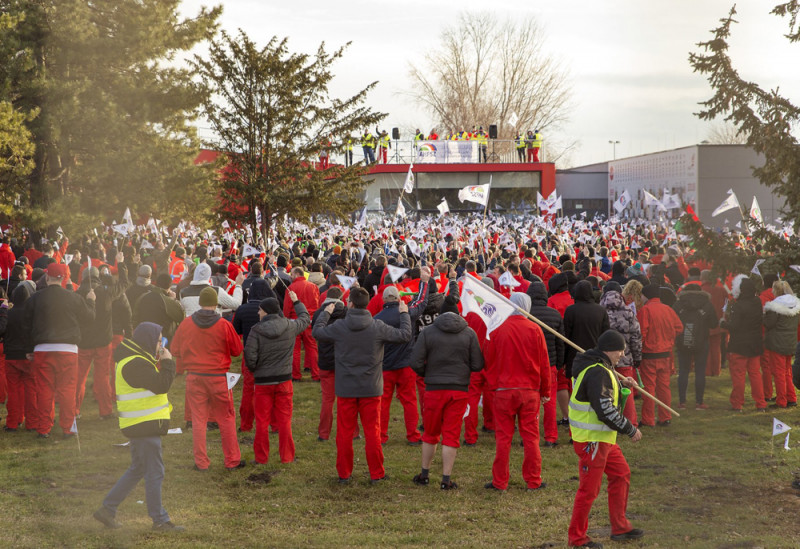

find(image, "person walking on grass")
[568,330,643,548]
[409,308,483,490]
[93,322,184,533]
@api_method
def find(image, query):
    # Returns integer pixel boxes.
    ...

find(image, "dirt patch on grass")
[247,471,274,485]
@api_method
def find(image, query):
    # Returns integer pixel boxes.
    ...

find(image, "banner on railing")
[415,141,477,164]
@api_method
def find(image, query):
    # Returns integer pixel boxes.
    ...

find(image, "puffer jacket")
[312,307,411,398]
[763,294,800,356]
[526,281,565,367]
[244,301,310,384]
[600,290,642,368]
[721,275,763,357]
[410,312,484,391]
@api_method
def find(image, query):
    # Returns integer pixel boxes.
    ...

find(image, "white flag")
[751,259,766,276]
[773,417,791,436]
[403,164,415,194]
[437,198,450,216]
[338,275,358,291]
[407,240,421,257]
[112,223,130,236]
[750,196,763,224]
[70,418,78,434]
[64,254,74,266]
[242,244,261,257]
[123,207,134,229]
[613,190,632,213]
[460,275,515,339]
[790,265,800,275]
[221,220,230,229]
[712,191,741,217]
[386,264,408,283]
[227,373,242,390]
[358,206,367,226]
[661,192,682,210]
[458,182,491,206]
[498,271,521,288]
[508,112,519,127]
[536,191,547,210]
[643,190,667,211]
[396,198,406,218]
[147,218,158,232]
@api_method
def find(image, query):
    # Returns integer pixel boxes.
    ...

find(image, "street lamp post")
[608,140,620,160]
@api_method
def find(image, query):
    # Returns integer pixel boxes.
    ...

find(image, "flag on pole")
[536,191,547,211]
[395,197,406,218]
[460,275,515,339]
[338,275,358,291]
[750,196,763,224]
[643,190,667,211]
[242,244,261,257]
[790,265,800,275]
[70,417,78,434]
[498,271,521,288]
[773,418,791,436]
[661,191,682,210]
[386,264,408,283]
[458,182,491,206]
[123,207,134,229]
[751,259,766,276]
[403,164,415,194]
[358,206,367,226]
[508,112,519,127]
[437,198,450,216]
[712,191,741,217]
[227,373,241,390]
[613,190,632,213]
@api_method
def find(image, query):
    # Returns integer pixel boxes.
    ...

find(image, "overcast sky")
[181,0,800,167]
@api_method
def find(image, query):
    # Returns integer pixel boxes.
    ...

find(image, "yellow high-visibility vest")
[115,344,171,430]
[568,362,619,444]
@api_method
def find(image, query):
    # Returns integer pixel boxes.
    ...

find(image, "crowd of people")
[0,211,798,547]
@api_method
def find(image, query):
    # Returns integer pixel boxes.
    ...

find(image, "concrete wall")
[556,163,609,217]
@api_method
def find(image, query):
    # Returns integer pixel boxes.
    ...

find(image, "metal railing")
[329,139,546,166]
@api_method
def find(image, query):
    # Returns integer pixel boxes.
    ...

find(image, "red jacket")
[638,298,683,354]
[284,277,319,318]
[0,244,15,278]
[547,291,574,318]
[760,288,775,307]
[483,315,551,393]
[171,314,243,374]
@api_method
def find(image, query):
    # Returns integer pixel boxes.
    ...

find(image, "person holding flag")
[567,330,644,548]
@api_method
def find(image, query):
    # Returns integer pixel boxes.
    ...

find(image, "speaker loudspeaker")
[489,125,498,139]
[392,127,400,140]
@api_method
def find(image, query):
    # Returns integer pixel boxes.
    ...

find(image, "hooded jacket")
[171,310,243,374]
[113,332,176,439]
[763,294,800,355]
[180,263,243,316]
[410,312,483,391]
[483,315,551,393]
[600,290,642,368]
[571,348,637,437]
[22,283,96,348]
[526,281,565,368]
[312,307,411,398]
[546,272,574,318]
[232,278,277,347]
[672,289,718,351]
[564,280,610,375]
[283,275,319,319]
[375,281,429,371]
[639,296,683,355]
[311,298,347,371]
[76,266,127,349]
[721,275,763,357]
[244,301,310,384]
[133,286,185,342]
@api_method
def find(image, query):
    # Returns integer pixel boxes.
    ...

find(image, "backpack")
[679,305,706,350]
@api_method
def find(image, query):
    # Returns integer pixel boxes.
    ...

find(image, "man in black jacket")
[243,291,308,465]
[312,287,348,441]
[312,287,411,484]
[526,281,565,447]
[22,263,96,438]
[375,269,429,446]
[133,274,185,343]
[410,311,483,490]
[75,255,127,420]
[93,322,183,532]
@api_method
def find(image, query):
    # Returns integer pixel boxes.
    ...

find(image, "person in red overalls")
[284,267,320,381]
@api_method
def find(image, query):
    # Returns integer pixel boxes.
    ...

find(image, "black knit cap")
[259,297,281,314]
[597,330,626,352]
[642,284,660,300]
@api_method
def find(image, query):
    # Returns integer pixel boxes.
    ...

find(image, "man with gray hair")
[482,292,551,491]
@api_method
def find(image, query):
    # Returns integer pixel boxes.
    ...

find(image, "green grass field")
[1,364,800,548]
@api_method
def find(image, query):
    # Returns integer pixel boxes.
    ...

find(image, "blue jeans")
[677,341,709,405]
[102,436,170,525]
[363,146,375,164]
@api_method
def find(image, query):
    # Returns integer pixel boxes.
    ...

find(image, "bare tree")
[705,120,749,144]
[408,12,572,140]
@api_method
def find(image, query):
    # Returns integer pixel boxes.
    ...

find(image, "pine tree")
[689,3,800,227]
[193,31,385,241]
[0,0,222,235]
